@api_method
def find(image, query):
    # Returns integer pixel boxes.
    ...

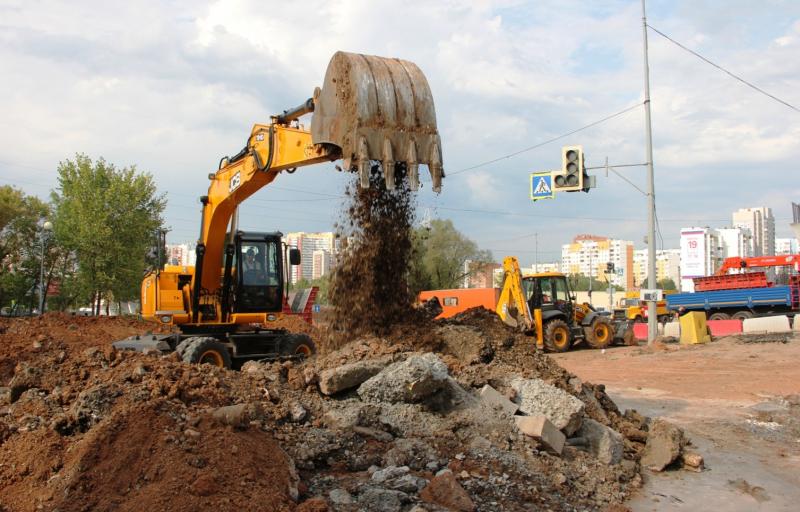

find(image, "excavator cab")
[233,233,286,314]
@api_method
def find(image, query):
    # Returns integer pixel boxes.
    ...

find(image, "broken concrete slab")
[318,358,388,395]
[511,378,585,436]
[576,418,623,465]
[681,451,704,472]
[479,384,519,416]
[514,415,565,455]
[641,419,686,471]
[358,353,449,404]
[420,470,475,512]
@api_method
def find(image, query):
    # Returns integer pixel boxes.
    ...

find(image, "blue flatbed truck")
[666,283,799,321]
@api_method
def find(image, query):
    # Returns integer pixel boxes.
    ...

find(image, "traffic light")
[606,262,615,273]
[553,145,584,192]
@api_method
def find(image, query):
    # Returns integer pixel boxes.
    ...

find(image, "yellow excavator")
[495,256,616,352]
[114,52,443,368]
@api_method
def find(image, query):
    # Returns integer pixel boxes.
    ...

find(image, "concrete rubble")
[641,418,688,471]
[511,377,586,436]
[358,353,449,403]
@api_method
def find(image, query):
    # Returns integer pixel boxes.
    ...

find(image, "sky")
[1,0,798,267]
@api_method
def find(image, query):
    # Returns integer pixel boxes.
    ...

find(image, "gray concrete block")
[515,415,565,454]
[479,385,519,416]
[577,418,623,465]
[663,321,681,338]
[511,378,585,436]
[743,315,792,334]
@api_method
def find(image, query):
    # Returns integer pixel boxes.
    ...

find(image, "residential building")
[716,227,753,259]
[311,249,331,279]
[285,232,339,283]
[679,227,723,292]
[732,207,775,257]
[775,238,799,255]
[632,249,681,289]
[463,260,502,288]
[528,262,561,274]
[165,243,196,266]
[561,235,634,289]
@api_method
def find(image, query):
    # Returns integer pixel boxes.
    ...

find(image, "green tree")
[292,275,331,305]
[0,186,50,312]
[567,274,623,292]
[51,155,166,314]
[409,219,493,293]
[657,278,677,291]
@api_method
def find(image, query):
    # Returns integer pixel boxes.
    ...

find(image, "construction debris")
[577,418,624,465]
[514,415,566,454]
[640,418,688,471]
[511,377,586,436]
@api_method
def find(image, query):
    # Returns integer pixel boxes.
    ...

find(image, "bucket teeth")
[357,137,370,189]
[429,142,443,193]
[382,138,395,190]
[407,141,419,191]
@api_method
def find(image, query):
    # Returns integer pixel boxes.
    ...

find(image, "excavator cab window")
[236,239,282,312]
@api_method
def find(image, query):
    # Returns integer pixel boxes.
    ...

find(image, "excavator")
[495,256,618,352]
[114,52,443,368]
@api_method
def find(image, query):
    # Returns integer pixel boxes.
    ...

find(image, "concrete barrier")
[663,321,681,338]
[633,322,668,340]
[742,315,792,334]
[707,319,743,337]
[794,316,800,331]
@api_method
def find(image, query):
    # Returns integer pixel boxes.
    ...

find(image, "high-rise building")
[632,249,681,289]
[285,232,339,283]
[732,207,775,257]
[679,227,723,292]
[311,249,331,279]
[715,227,753,259]
[561,235,634,289]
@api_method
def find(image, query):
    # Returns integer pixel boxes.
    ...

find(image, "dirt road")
[552,334,800,511]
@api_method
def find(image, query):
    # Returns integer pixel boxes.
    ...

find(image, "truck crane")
[114,52,443,368]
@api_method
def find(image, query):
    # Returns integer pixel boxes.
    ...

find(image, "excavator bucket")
[311,51,444,192]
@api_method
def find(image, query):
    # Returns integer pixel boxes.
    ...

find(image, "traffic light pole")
[641,0,658,345]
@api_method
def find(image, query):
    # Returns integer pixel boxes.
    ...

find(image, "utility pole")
[642,0,658,345]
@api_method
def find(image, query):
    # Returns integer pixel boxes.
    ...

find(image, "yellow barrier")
[679,311,711,344]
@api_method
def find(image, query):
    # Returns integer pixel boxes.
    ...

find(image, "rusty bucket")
[311,51,443,192]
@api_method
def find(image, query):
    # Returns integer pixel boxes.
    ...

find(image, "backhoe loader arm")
[496,256,533,330]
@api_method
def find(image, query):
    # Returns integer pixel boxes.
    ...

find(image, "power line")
[647,24,800,113]
[447,102,643,176]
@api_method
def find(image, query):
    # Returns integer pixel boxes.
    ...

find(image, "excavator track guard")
[311,51,444,192]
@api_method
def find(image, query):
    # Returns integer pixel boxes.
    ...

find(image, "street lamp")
[38,220,53,315]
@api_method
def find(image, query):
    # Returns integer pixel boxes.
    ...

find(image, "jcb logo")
[229,172,241,192]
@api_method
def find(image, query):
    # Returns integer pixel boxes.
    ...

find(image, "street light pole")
[642,0,658,345]
[38,220,53,315]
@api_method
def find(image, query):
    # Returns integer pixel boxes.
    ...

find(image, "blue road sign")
[312,304,321,313]
[530,172,554,201]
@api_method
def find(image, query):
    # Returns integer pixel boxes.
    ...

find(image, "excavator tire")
[182,337,232,369]
[282,334,317,358]
[174,338,195,359]
[584,317,614,349]
[544,319,572,353]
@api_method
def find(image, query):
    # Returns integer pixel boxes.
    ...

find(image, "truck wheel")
[544,319,572,353]
[708,312,730,321]
[732,311,753,321]
[182,337,232,368]
[174,337,195,358]
[282,334,317,357]
[584,317,613,349]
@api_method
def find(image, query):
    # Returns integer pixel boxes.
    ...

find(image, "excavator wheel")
[544,319,572,353]
[174,338,195,359]
[282,334,317,358]
[182,337,232,369]
[584,317,614,349]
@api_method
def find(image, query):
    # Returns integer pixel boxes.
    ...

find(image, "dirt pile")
[0,310,696,511]
[327,164,417,339]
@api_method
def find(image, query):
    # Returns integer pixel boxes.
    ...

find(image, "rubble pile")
[0,310,702,511]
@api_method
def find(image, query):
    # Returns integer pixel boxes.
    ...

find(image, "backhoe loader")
[495,256,618,352]
[114,51,443,368]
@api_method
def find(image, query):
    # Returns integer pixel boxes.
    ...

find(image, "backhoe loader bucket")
[311,51,444,192]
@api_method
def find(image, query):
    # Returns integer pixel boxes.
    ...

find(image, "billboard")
[680,230,706,278]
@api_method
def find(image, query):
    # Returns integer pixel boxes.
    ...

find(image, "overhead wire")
[647,24,800,113]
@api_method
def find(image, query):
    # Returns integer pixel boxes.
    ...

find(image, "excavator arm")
[188,51,444,324]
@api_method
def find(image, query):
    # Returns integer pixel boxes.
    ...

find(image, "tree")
[292,275,331,305]
[51,155,166,314]
[408,219,493,294]
[567,274,623,292]
[0,186,49,312]
[657,278,677,291]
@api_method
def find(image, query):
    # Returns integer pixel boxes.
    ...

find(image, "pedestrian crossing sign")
[530,172,554,201]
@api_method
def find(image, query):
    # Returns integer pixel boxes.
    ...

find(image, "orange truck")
[418,288,500,319]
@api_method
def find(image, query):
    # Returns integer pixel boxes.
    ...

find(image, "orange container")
[418,288,500,319]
